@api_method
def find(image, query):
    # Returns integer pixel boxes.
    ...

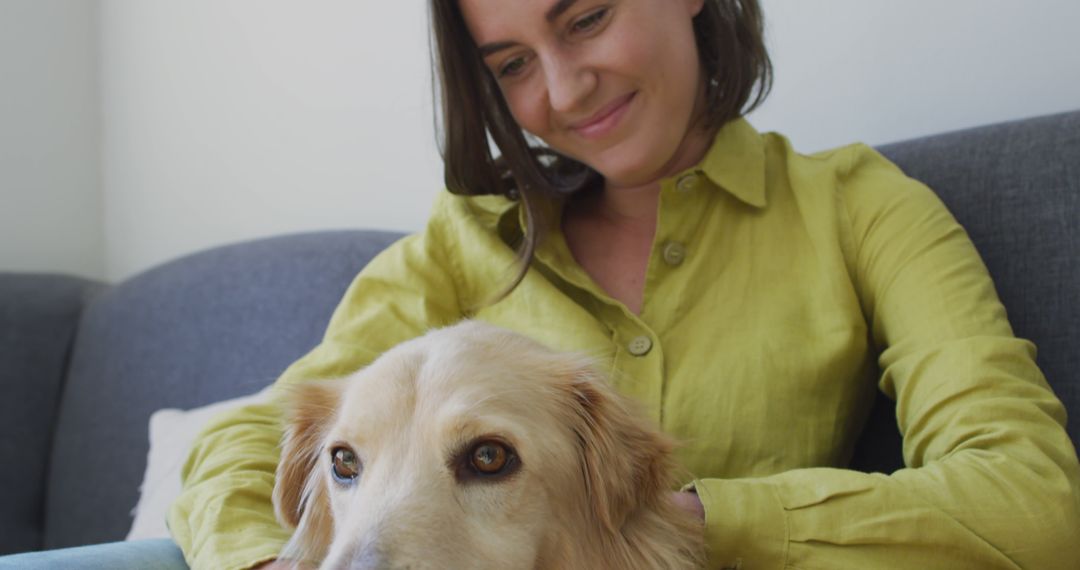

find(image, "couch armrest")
[0,273,104,555]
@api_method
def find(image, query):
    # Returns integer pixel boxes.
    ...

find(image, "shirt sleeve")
[167,197,465,570]
[687,145,1080,569]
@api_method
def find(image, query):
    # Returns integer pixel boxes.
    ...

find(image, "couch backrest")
[851,110,1080,472]
[42,230,403,549]
[0,275,103,554]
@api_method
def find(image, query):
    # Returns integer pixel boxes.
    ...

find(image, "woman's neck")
[589,182,663,228]
[592,120,715,224]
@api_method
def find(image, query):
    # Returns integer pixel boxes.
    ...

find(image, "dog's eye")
[470,441,510,475]
[453,438,520,482]
[331,447,361,483]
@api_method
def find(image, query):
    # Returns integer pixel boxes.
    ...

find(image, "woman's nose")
[543,54,596,114]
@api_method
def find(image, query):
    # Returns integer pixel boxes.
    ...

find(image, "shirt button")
[676,172,699,193]
[662,241,686,266]
[627,335,653,357]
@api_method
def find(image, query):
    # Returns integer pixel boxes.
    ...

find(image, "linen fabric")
[168,119,1080,569]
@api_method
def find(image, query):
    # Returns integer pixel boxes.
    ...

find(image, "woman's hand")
[670,490,706,521]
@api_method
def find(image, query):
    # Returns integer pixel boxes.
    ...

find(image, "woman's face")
[459,0,709,190]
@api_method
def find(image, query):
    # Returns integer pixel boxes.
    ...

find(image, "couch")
[2,110,1077,555]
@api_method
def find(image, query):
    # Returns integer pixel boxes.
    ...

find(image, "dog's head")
[273,321,700,569]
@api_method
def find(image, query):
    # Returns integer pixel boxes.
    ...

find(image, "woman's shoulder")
[758,129,924,201]
[431,190,528,307]
[759,129,898,176]
[428,189,518,234]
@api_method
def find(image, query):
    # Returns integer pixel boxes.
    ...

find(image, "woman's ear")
[685,0,707,18]
[561,367,677,534]
[273,379,343,560]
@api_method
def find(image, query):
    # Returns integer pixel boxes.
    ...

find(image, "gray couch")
[2,110,1078,555]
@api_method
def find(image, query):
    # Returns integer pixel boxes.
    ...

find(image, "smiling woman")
[430,0,771,300]
[194,3,1075,567]
[166,0,1080,567]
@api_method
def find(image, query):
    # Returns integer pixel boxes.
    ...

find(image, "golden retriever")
[273,321,704,569]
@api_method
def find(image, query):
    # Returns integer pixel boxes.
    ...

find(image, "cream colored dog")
[273,321,704,569]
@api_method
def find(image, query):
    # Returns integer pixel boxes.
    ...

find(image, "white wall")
[0,0,103,278]
[752,0,1080,151]
[100,0,442,280]
[3,1,1079,281]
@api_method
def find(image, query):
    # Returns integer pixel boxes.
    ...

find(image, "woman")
[5,1,1077,568]
[185,1,1072,568]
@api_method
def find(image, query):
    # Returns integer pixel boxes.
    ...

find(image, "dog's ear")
[273,379,343,560]
[561,367,677,534]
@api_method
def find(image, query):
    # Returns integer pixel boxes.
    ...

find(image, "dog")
[272,321,704,569]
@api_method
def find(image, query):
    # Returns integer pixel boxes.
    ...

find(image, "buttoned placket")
[607,168,710,424]
[524,216,665,423]
[519,168,717,426]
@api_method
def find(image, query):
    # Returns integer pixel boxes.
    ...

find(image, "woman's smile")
[568,91,638,140]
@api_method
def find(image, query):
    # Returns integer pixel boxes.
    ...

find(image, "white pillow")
[126,387,271,541]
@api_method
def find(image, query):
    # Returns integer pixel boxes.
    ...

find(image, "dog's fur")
[273,321,704,569]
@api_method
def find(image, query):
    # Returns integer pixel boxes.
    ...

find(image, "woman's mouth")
[570,92,637,140]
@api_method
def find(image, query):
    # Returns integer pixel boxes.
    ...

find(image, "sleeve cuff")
[686,478,789,569]
[228,545,285,570]
[177,521,290,570]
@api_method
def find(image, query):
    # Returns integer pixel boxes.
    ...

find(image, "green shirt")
[169,119,1080,569]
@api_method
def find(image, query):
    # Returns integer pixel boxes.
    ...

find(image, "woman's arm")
[688,145,1080,569]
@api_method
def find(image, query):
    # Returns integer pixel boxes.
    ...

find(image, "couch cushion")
[0,274,102,554]
[43,230,403,549]
[851,110,1080,473]
[126,387,271,542]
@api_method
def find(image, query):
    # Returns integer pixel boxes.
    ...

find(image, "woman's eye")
[470,441,510,474]
[499,56,528,78]
[570,7,609,34]
[331,447,361,483]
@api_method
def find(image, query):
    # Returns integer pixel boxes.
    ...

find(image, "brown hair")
[429,0,773,297]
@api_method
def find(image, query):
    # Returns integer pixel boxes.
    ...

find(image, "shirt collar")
[496,116,769,237]
[697,117,768,208]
